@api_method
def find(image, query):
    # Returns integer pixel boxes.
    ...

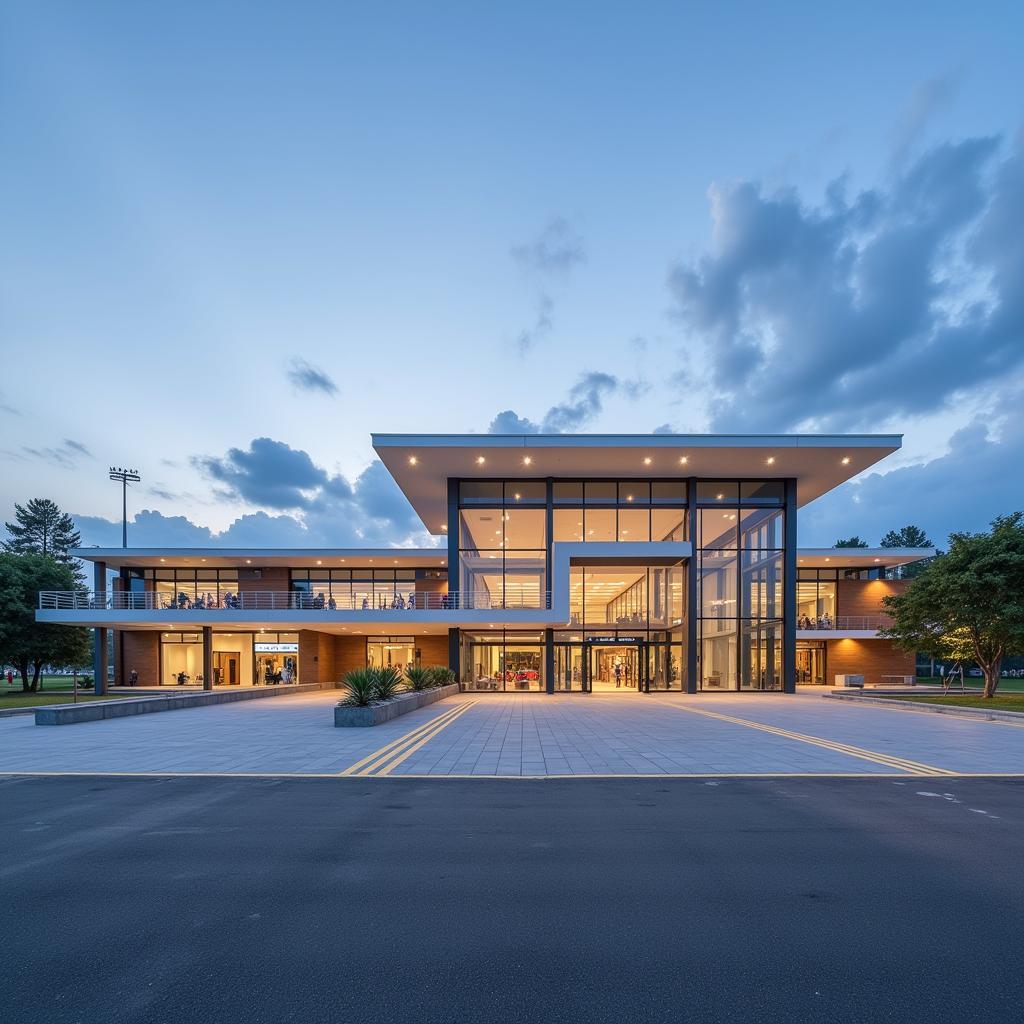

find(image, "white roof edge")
[372,432,904,449]
[70,547,443,562]
[798,547,936,562]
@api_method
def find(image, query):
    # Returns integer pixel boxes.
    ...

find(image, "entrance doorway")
[213,651,240,686]
[796,642,826,685]
[582,642,647,693]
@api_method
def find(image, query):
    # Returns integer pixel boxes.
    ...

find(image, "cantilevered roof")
[797,548,936,568]
[70,548,447,570]
[373,433,902,535]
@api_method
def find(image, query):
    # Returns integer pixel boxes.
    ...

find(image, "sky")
[1,1,1023,551]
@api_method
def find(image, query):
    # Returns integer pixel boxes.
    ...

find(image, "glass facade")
[696,485,785,691]
[460,631,546,691]
[158,631,299,687]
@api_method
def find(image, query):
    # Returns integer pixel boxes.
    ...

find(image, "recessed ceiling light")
[476,456,485,465]
[841,456,851,465]
[874,558,881,562]
[316,560,322,565]
[160,558,165,562]
[679,456,688,465]
[523,456,532,465]
[246,559,252,564]
[514,492,521,500]
[766,456,775,465]
[716,493,724,501]
[441,524,448,531]
[824,557,830,562]
[408,456,417,465]
[643,457,652,465]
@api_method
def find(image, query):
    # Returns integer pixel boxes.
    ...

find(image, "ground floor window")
[366,636,418,674]
[461,631,545,692]
[795,641,826,685]
[159,631,299,686]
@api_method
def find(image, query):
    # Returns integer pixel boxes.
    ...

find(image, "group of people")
[166,592,241,610]
[798,613,833,630]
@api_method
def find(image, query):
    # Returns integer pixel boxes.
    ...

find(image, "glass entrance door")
[795,642,825,685]
[586,644,646,693]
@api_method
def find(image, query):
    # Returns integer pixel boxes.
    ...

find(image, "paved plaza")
[3,690,1024,777]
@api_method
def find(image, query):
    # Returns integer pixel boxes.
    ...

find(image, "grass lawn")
[0,692,134,711]
[914,676,1024,693]
[883,694,1024,713]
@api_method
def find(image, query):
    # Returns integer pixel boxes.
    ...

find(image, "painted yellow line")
[375,701,480,776]
[338,702,470,777]
[5,770,1024,780]
[348,702,478,777]
[657,702,959,776]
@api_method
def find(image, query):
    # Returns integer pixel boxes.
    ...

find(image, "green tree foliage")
[0,553,92,691]
[834,536,870,547]
[880,523,937,578]
[881,513,1024,697]
[3,498,85,584]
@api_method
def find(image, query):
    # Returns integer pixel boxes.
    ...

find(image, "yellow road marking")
[657,702,959,776]
[375,700,479,776]
[339,701,477,777]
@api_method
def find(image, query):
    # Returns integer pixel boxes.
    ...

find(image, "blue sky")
[1,1,1022,549]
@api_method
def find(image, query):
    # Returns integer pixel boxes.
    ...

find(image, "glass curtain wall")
[697,481,785,691]
[290,568,420,609]
[797,570,837,628]
[459,482,546,608]
[460,631,546,691]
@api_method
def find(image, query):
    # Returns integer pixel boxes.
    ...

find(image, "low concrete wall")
[823,691,1024,722]
[334,683,461,727]
[34,684,320,726]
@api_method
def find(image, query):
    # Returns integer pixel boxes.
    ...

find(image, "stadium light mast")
[108,467,141,548]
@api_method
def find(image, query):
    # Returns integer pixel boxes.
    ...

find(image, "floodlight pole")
[108,467,141,548]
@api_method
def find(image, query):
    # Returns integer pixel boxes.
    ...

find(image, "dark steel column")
[92,560,108,695]
[783,478,798,694]
[446,478,459,605]
[448,628,460,683]
[202,626,214,691]
[685,477,698,693]
[545,478,553,610]
[544,627,554,694]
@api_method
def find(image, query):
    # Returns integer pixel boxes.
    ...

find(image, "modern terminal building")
[37,433,933,695]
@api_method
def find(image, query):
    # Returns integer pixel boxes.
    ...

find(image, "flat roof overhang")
[373,432,902,535]
[797,547,936,569]
[69,548,447,570]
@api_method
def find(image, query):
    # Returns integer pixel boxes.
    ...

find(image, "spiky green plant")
[405,666,431,691]
[339,667,378,707]
[373,665,404,701]
[425,666,456,688]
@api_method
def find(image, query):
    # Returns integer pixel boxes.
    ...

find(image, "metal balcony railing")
[38,591,553,612]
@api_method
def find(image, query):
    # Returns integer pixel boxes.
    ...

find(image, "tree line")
[832,525,936,578]
[0,499,91,691]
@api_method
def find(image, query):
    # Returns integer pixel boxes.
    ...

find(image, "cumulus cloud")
[668,134,1024,433]
[286,358,338,396]
[92,436,439,549]
[800,379,1024,546]
[192,438,330,510]
[511,217,586,273]
[488,371,640,433]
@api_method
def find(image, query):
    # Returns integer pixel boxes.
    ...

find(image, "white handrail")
[38,590,553,612]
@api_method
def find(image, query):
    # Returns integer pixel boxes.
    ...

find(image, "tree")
[834,536,869,547]
[880,525,934,548]
[4,499,85,584]
[881,513,1024,697]
[880,524,936,578]
[0,553,92,691]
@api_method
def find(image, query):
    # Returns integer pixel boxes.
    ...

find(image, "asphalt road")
[2,776,1023,1024]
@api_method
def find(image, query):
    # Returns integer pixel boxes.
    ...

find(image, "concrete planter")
[334,683,460,727]
[34,684,320,725]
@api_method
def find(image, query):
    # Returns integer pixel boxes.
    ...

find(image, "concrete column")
[202,626,214,691]
[92,561,108,695]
